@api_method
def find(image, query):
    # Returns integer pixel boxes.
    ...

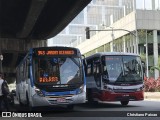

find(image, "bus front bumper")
[96,91,144,102]
[31,91,86,107]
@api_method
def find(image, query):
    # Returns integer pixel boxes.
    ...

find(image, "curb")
[144,92,160,101]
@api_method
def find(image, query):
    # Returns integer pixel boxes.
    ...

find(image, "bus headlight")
[104,86,113,92]
[34,87,44,97]
[136,86,144,91]
[78,85,84,94]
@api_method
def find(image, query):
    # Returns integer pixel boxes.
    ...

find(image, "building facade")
[48,0,160,79]
[76,10,160,79]
[48,0,135,46]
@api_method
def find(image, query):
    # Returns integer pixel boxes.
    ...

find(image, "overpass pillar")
[153,30,159,79]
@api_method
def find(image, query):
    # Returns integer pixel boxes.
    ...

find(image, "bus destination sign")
[39,77,59,83]
[36,50,75,56]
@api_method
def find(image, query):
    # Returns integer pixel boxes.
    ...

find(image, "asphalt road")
[1,100,160,119]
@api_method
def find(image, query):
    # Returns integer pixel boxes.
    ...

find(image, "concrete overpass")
[0,0,91,83]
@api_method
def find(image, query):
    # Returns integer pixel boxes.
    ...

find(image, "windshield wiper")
[128,80,142,82]
[115,80,125,83]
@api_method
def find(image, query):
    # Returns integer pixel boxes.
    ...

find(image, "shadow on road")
[2,100,160,117]
[77,102,140,109]
[7,101,141,112]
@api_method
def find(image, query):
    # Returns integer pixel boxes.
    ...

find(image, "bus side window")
[93,63,96,74]
[94,63,101,74]
[97,64,101,74]
[93,58,101,74]
[87,64,91,76]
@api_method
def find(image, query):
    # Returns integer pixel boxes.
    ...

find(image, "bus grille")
[115,96,136,101]
[113,89,137,93]
[45,94,74,98]
[39,85,79,92]
[48,99,73,104]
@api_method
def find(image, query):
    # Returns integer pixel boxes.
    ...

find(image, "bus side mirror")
[101,56,106,65]
[141,61,145,73]
[82,55,87,67]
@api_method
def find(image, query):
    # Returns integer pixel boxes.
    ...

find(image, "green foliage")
[140,53,146,62]
[149,56,160,73]
[150,66,160,73]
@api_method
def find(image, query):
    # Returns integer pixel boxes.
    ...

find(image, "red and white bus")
[85,52,144,105]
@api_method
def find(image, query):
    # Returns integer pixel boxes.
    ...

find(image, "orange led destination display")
[39,77,59,83]
[37,50,75,56]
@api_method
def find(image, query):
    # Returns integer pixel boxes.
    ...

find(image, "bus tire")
[28,101,36,111]
[67,105,74,110]
[28,103,37,111]
[120,101,129,106]
[29,106,33,111]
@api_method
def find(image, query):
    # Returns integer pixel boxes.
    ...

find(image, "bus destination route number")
[37,50,75,56]
[39,77,59,83]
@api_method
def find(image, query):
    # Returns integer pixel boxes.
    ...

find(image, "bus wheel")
[29,106,38,111]
[67,105,74,110]
[120,101,129,106]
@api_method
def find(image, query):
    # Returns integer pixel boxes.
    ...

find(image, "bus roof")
[32,46,80,51]
[86,52,140,59]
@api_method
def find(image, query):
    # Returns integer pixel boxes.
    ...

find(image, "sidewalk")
[144,92,160,101]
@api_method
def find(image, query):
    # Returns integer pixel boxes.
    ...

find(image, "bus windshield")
[34,57,83,85]
[102,55,143,84]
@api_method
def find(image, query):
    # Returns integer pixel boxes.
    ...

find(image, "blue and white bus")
[16,46,86,110]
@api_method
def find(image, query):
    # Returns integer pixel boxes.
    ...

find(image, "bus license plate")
[57,98,66,103]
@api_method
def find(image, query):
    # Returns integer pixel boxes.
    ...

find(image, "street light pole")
[110,27,114,52]
[85,27,137,52]
[85,27,137,38]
